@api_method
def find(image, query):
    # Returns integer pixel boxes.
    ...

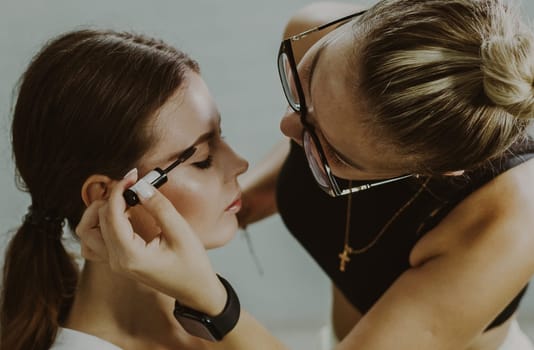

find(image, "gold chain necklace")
[338,177,431,272]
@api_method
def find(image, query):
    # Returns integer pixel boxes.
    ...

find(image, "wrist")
[203,276,229,316]
[171,272,227,315]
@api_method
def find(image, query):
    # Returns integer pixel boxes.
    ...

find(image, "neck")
[64,261,197,349]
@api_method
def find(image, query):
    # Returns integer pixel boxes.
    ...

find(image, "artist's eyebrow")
[165,113,221,163]
[323,133,367,171]
[307,111,367,171]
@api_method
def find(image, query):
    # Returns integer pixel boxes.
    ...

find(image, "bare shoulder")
[411,158,534,267]
[451,157,534,223]
[462,157,534,224]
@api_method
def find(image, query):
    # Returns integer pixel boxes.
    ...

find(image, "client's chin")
[203,218,239,250]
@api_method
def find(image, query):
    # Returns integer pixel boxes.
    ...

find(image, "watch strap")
[174,275,240,341]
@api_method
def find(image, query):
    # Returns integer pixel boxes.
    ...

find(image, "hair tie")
[24,206,65,238]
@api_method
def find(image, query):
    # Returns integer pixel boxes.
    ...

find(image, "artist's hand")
[76,170,227,315]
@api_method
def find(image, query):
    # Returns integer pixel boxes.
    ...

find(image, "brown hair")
[355,0,533,173]
[2,29,199,350]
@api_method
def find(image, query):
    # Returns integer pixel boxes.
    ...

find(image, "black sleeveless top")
[277,139,534,331]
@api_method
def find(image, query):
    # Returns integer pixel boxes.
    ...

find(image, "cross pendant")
[338,246,351,272]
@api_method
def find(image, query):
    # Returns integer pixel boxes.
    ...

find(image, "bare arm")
[332,284,362,342]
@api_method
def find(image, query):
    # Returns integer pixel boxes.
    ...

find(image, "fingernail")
[123,168,138,179]
[134,179,154,200]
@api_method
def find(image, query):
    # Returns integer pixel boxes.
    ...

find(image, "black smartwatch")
[173,275,240,341]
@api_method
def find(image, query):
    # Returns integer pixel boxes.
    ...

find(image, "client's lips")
[225,194,242,212]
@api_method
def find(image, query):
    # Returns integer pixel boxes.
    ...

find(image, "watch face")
[175,314,219,341]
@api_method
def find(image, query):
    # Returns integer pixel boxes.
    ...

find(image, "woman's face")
[280,22,411,181]
[130,72,248,249]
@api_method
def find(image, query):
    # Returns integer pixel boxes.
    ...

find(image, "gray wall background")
[1,0,534,345]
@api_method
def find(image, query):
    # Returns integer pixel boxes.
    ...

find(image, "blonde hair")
[356,0,534,173]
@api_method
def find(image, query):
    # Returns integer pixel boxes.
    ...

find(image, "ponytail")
[1,215,78,350]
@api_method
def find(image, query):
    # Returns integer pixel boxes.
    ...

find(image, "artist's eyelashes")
[326,146,349,168]
[193,155,213,170]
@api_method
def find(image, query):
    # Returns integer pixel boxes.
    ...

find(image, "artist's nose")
[280,107,304,146]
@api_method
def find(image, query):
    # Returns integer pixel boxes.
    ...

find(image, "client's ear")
[81,175,114,206]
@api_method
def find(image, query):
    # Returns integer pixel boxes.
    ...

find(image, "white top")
[50,328,122,350]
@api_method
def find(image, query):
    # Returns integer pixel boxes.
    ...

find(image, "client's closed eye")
[193,155,213,169]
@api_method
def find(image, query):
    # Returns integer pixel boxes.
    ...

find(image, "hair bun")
[481,32,534,119]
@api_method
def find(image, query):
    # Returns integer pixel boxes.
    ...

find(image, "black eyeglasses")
[277,10,411,197]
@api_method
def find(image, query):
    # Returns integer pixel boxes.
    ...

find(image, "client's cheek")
[164,189,200,221]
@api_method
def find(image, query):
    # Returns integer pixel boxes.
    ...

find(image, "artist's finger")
[75,200,110,257]
[76,199,105,239]
[99,169,152,267]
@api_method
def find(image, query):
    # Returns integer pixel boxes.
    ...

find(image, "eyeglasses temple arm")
[288,10,367,41]
[339,174,413,196]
